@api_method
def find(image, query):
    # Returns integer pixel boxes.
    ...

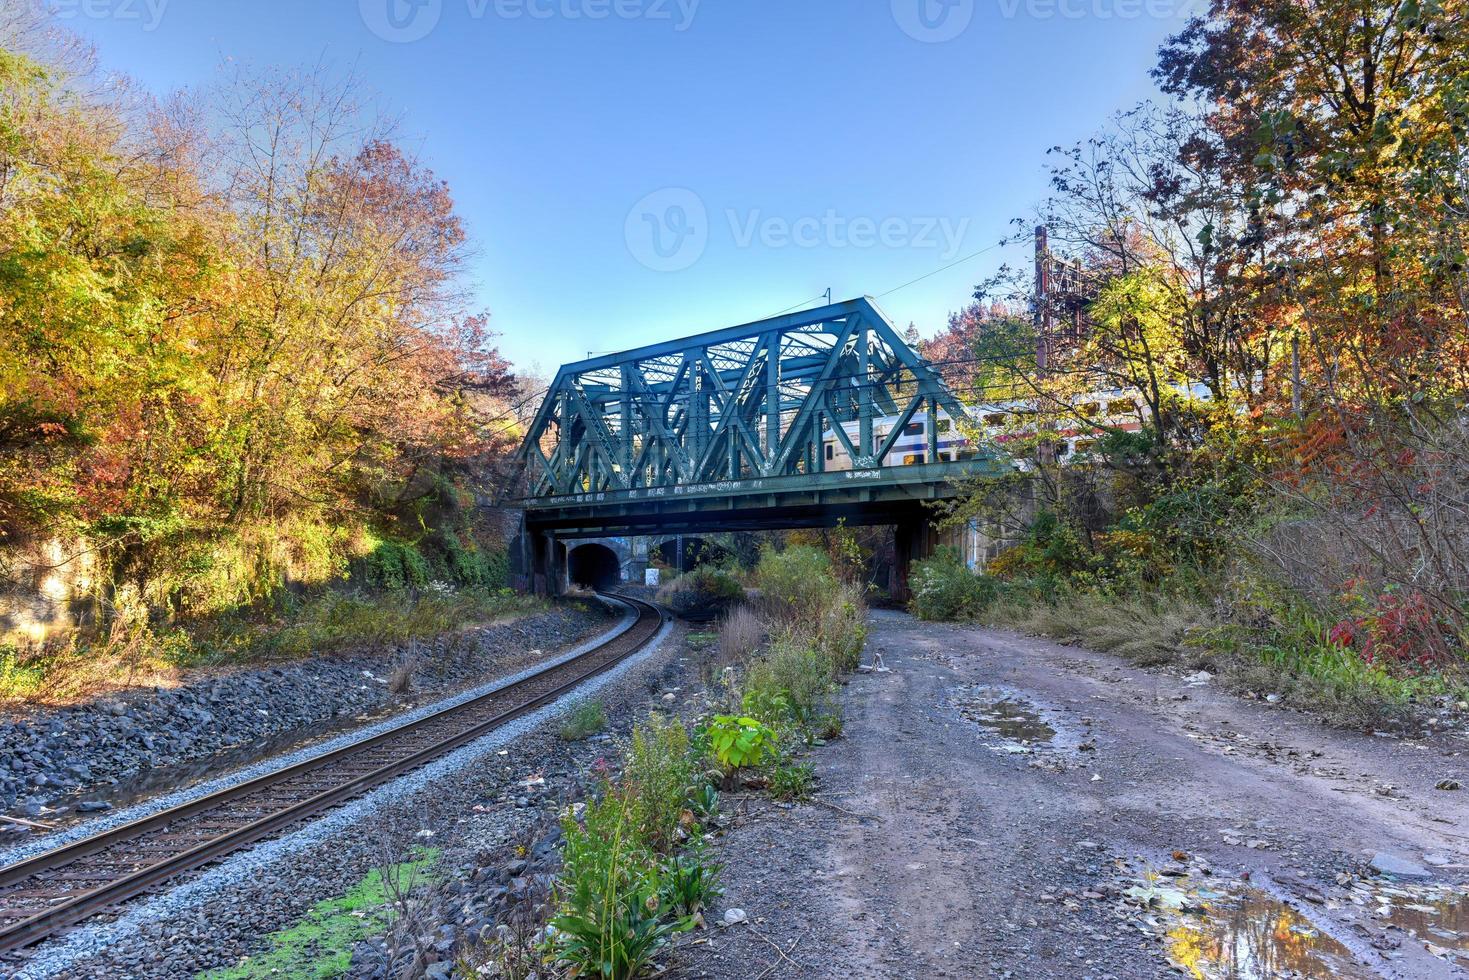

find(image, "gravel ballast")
[0,603,610,823]
[0,600,636,870]
[8,603,683,980]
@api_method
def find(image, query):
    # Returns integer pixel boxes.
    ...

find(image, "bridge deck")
[521,459,1000,537]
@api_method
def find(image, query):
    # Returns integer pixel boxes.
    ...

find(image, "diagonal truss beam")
[515,296,973,498]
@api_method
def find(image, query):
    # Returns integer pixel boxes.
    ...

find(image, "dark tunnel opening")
[567,544,621,590]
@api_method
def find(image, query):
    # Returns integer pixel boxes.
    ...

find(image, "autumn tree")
[0,27,519,624]
[1156,0,1469,399]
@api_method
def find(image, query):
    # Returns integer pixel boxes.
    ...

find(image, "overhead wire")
[481,230,1033,430]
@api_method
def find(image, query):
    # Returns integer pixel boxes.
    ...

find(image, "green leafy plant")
[767,757,816,802]
[549,789,689,980]
[364,539,432,590]
[658,842,724,916]
[754,545,838,620]
[741,640,840,742]
[560,700,607,741]
[688,782,720,822]
[624,714,696,853]
[704,715,776,771]
[814,581,868,672]
[550,876,680,980]
[909,547,1001,621]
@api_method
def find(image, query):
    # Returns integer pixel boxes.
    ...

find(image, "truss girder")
[516,297,971,498]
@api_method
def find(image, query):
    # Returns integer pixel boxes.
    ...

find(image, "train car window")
[824,444,834,460]
[936,419,951,433]
[903,454,922,465]
[939,451,951,462]
[903,422,924,437]
[1079,402,1100,416]
[1108,399,1134,415]
[983,413,1006,425]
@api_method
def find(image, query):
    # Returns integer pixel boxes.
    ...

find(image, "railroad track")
[0,592,665,957]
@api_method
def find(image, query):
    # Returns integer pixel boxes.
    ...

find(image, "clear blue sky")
[63,0,1190,374]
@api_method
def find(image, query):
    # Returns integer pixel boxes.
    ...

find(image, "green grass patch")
[560,699,607,741]
[198,850,438,980]
[0,647,49,701]
[194,589,545,665]
[979,587,1467,730]
[2,588,546,707]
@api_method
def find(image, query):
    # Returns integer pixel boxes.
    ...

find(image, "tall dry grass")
[985,592,1217,668]
[717,606,765,664]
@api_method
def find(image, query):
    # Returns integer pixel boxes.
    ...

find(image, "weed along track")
[0,594,665,959]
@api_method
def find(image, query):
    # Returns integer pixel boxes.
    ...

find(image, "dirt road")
[676,611,1469,979]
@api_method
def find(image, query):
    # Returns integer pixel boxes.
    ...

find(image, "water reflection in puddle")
[1162,886,1371,979]
[954,686,1057,751]
[1362,882,1469,969]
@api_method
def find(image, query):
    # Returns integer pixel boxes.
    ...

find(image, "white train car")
[820,407,978,471]
[821,382,1214,469]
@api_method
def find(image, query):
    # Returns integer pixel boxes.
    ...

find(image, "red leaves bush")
[1328,589,1460,671]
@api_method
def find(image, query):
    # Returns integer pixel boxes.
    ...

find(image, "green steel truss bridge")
[512,297,1002,594]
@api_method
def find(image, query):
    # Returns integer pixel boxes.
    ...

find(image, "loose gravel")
[10,604,680,980]
[0,600,635,870]
[0,603,610,825]
[673,610,1469,980]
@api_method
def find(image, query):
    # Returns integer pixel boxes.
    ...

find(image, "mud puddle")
[1128,874,1371,978]
[951,685,1081,759]
[1353,880,1469,969]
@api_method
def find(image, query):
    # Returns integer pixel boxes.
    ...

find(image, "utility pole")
[1034,225,1056,466]
[1291,333,1302,418]
[1034,225,1050,373]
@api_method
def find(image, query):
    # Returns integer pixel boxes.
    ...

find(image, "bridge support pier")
[513,525,564,597]
[536,532,563,596]
[514,516,641,596]
[890,515,937,603]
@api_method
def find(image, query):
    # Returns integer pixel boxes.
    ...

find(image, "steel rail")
[0,592,664,955]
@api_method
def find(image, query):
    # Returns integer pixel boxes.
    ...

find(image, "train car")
[821,382,1215,470]
[820,407,977,471]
